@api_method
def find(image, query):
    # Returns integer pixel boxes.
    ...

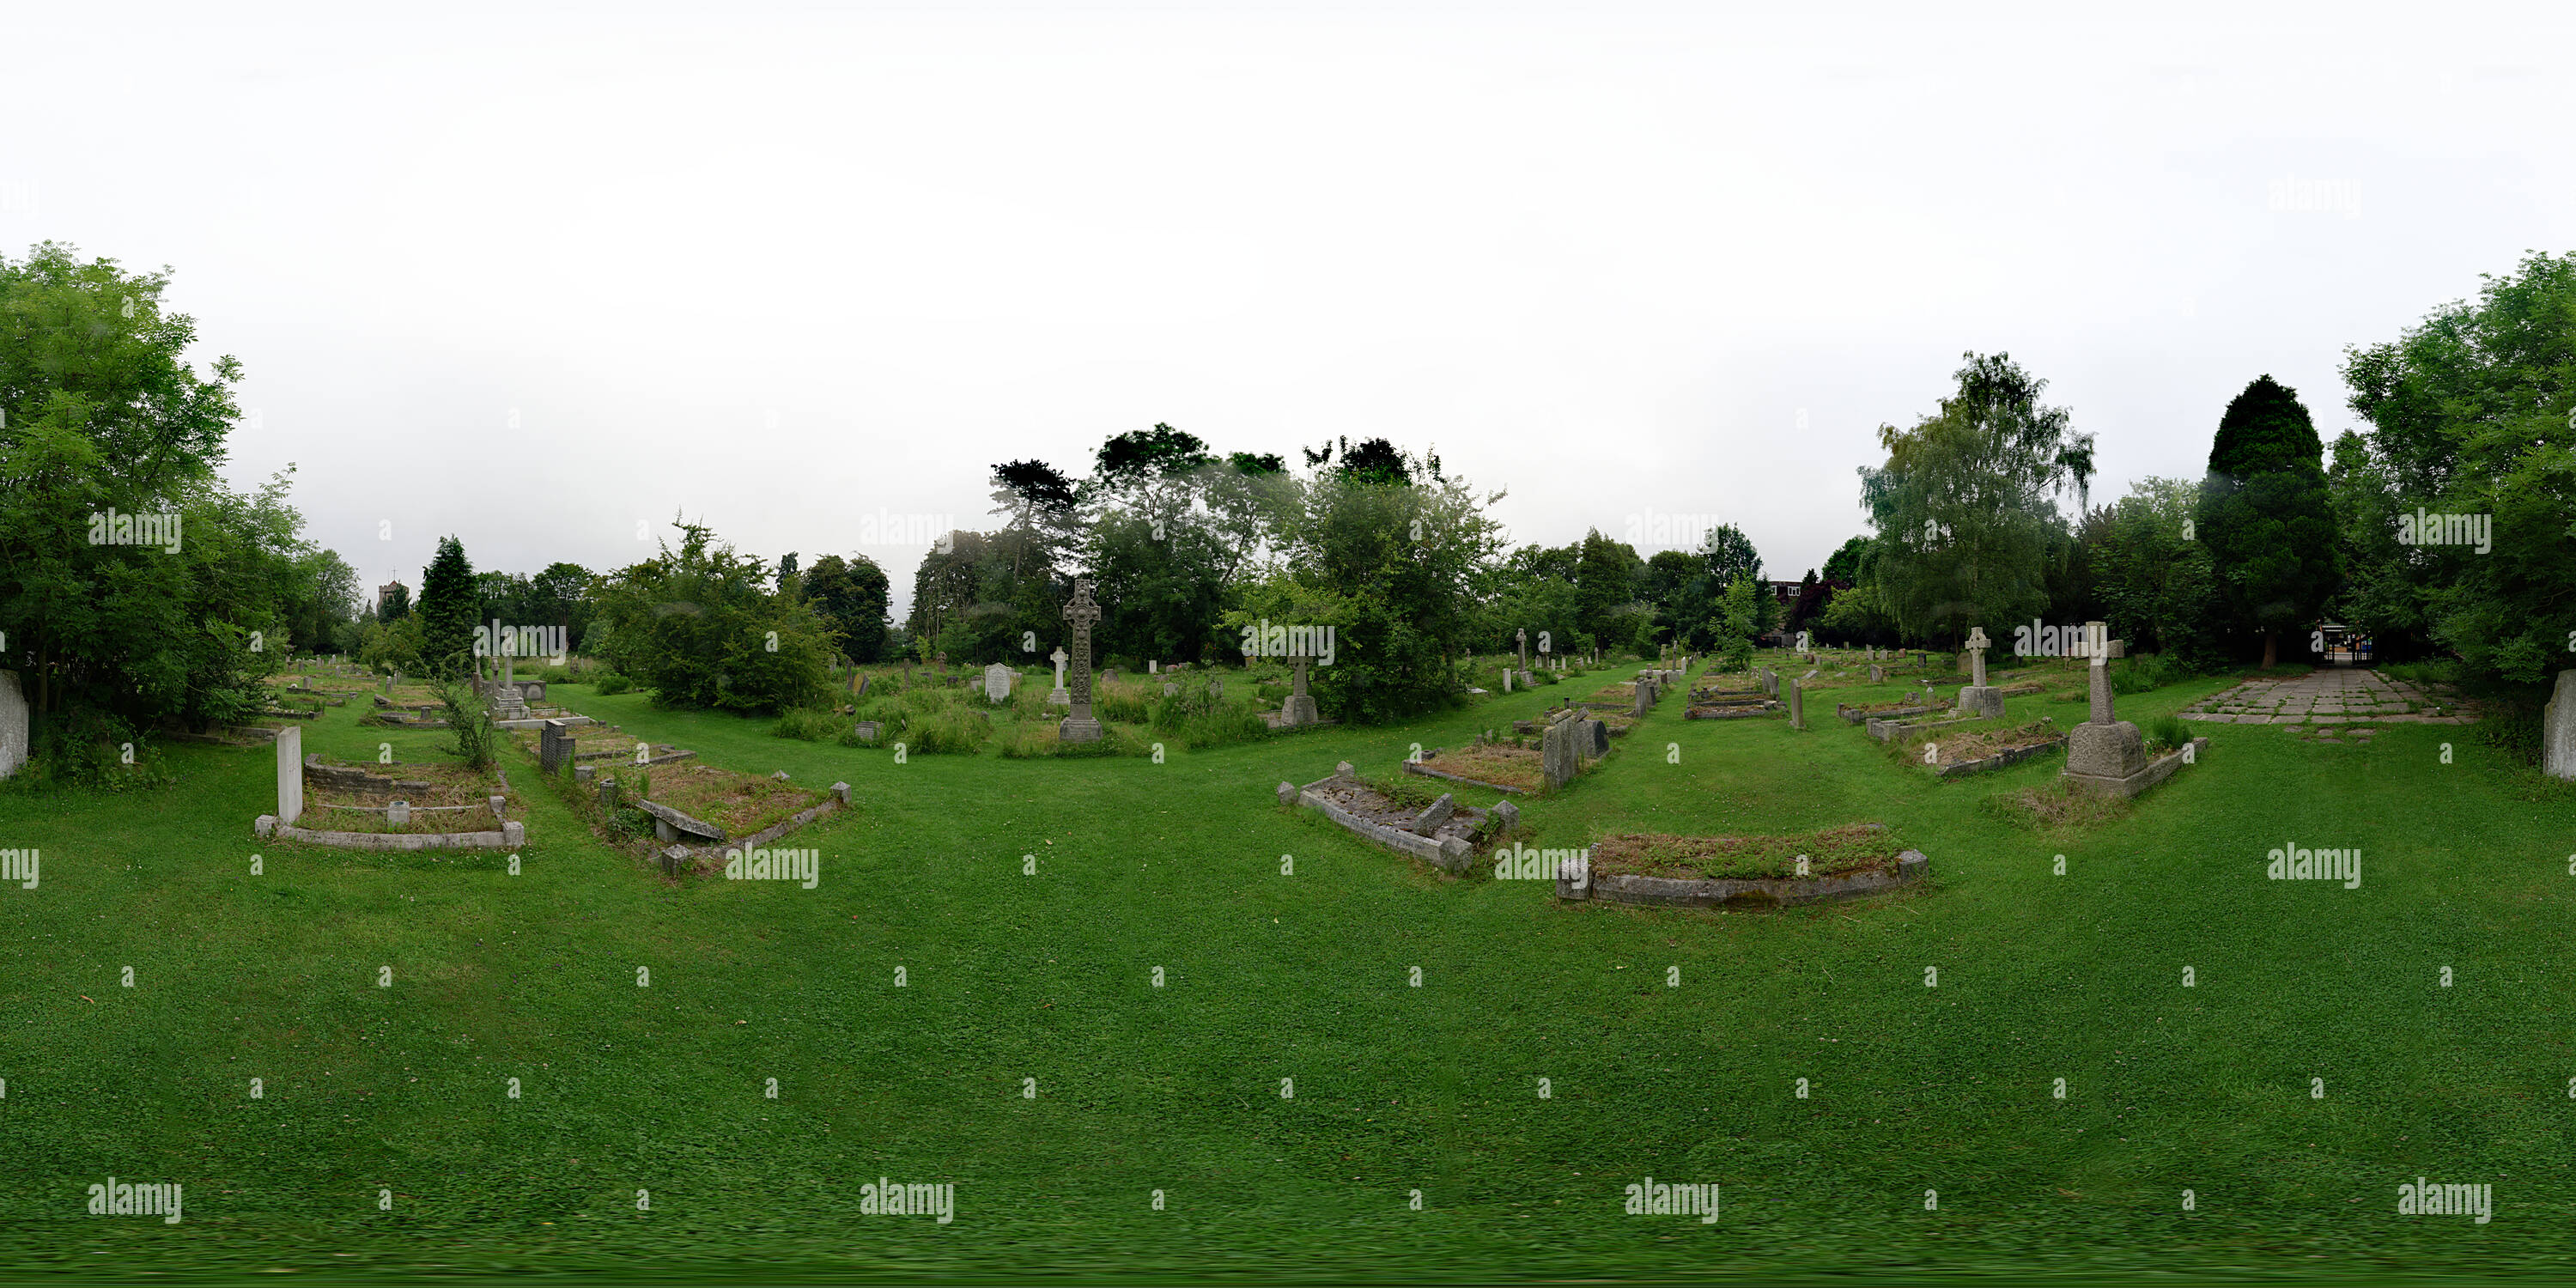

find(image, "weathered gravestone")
[1540,719,1578,790]
[276,726,304,825]
[1283,653,1321,727]
[2063,641,2148,787]
[1163,683,1179,697]
[1869,664,1885,684]
[1584,718,1609,757]
[1789,677,1804,730]
[1953,626,2004,719]
[1059,580,1105,743]
[0,670,25,781]
[1047,647,1071,708]
[984,663,1013,705]
[2545,670,2576,781]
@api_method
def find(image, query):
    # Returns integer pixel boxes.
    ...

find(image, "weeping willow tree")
[1857,352,2093,647]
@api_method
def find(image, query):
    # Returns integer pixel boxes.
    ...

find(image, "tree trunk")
[2261,631,2278,669]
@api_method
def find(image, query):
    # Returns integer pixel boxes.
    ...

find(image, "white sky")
[7,1,2570,617]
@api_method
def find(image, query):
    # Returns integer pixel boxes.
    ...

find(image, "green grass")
[3,663,2575,1278]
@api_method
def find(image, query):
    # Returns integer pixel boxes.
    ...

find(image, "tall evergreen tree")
[416,535,478,674]
[2197,375,2340,667]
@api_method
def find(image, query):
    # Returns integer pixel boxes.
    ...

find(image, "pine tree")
[416,536,478,675]
[2197,375,2340,668]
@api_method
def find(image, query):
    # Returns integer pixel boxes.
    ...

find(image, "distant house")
[375,579,406,615]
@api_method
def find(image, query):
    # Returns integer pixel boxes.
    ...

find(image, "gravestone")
[386,799,410,827]
[1789,677,1804,729]
[1282,653,1320,727]
[2544,670,2576,781]
[1584,718,1609,757]
[1516,627,1528,672]
[854,720,881,741]
[1540,720,1578,789]
[1503,669,1513,693]
[598,776,618,811]
[983,663,1013,705]
[0,670,24,781]
[858,675,871,699]
[1632,681,1653,719]
[1163,683,1179,697]
[1869,665,1885,684]
[1210,677,1224,701]
[540,719,574,774]
[1953,626,2004,719]
[1492,799,1520,831]
[1407,793,1455,836]
[1058,581,1105,743]
[1047,647,1072,708]
[276,726,304,826]
[2064,647,2148,785]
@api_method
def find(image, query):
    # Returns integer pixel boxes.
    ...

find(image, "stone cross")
[1965,626,1990,688]
[1060,580,1104,741]
[2088,641,2115,725]
[1516,628,1528,671]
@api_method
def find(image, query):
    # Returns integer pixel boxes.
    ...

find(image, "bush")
[593,672,635,696]
[2145,714,2189,755]
[4,710,174,794]
[2109,653,2196,696]
[771,708,844,742]
[434,678,501,770]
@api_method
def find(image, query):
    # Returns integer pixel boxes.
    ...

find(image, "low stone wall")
[255,817,525,850]
[1565,850,1929,909]
[1935,737,2065,778]
[1868,714,1975,744]
[1839,702,1935,726]
[1292,768,1478,873]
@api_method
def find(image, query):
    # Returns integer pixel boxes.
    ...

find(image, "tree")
[1821,535,1871,586]
[0,241,307,744]
[2342,252,2576,683]
[2197,375,2340,668]
[416,537,478,674]
[804,552,892,662]
[1573,530,1646,647]
[1696,523,1764,590]
[2081,478,2219,661]
[527,562,593,646]
[591,520,833,713]
[376,581,411,623]
[1860,352,2093,645]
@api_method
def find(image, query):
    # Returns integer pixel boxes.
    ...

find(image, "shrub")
[771,708,843,742]
[2145,714,2189,755]
[594,672,635,696]
[2109,653,2196,696]
[434,677,501,770]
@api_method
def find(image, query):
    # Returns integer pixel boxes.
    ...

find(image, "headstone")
[1632,682,1652,719]
[859,675,871,698]
[0,671,25,781]
[1540,720,1577,789]
[1210,677,1224,701]
[2064,648,2148,781]
[1163,683,1179,698]
[2545,671,2576,781]
[1584,718,1609,757]
[854,720,881,741]
[1059,580,1105,743]
[1492,799,1520,831]
[1953,626,2003,719]
[1516,628,1528,672]
[598,776,618,811]
[1503,669,1513,693]
[1048,647,1071,708]
[1277,781,1298,807]
[276,726,303,826]
[575,765,595,785]
[1283,653,1320,727]
[1869,664,1885,684]
[1149,659,1158,674]
[983,663,1013,705]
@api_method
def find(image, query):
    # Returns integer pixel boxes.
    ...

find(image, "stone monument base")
[1953,685,2005,720]
[1047,687,1071,708]
[2063,736,2207,799]
[2065,720,2148,780]
[1058,716,1103,744]
[1282,695,1320,726]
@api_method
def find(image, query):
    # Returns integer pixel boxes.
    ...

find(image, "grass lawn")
[4,659,2575,1279]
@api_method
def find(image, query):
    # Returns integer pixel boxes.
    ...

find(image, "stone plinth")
[2064,720,2148,781]
[1953,687,2005,720]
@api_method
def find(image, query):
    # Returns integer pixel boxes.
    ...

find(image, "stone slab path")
[2178,668,2470,738]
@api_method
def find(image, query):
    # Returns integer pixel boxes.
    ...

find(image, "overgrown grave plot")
[259,752,526,850]
[1686,674,1779,720]
[581,757,845,878]
[1281,760,1512,874]
[1406,738,1548,793]
[1904,717,2069,778]
[1567,822,1930,908]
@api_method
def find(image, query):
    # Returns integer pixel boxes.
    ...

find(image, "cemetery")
[252,728,526,851]
[1285,762,1500,874]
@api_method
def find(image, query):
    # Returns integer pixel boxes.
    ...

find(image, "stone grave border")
[1933,735,2067,779]
[1839,702,1937,726]
[1868,714,1978,744]
[1284,762,1491,874]
[1562,848,1932,909]
[2064,736,2208,799]
[648,782,852,878]
[1402,760,1531,795]
[258,756,526,851]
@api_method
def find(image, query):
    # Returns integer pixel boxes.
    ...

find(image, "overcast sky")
[8,1,2570,617]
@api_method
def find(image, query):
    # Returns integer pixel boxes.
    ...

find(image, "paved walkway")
[2178,668,2470,739]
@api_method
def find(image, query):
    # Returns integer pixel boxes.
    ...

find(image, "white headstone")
[276,725,304,826]
[0,671,25,781]
[983,663,1013,704]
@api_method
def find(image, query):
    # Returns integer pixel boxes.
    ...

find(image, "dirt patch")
[1984,779,2134,834]
[1590,823,1899,881]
